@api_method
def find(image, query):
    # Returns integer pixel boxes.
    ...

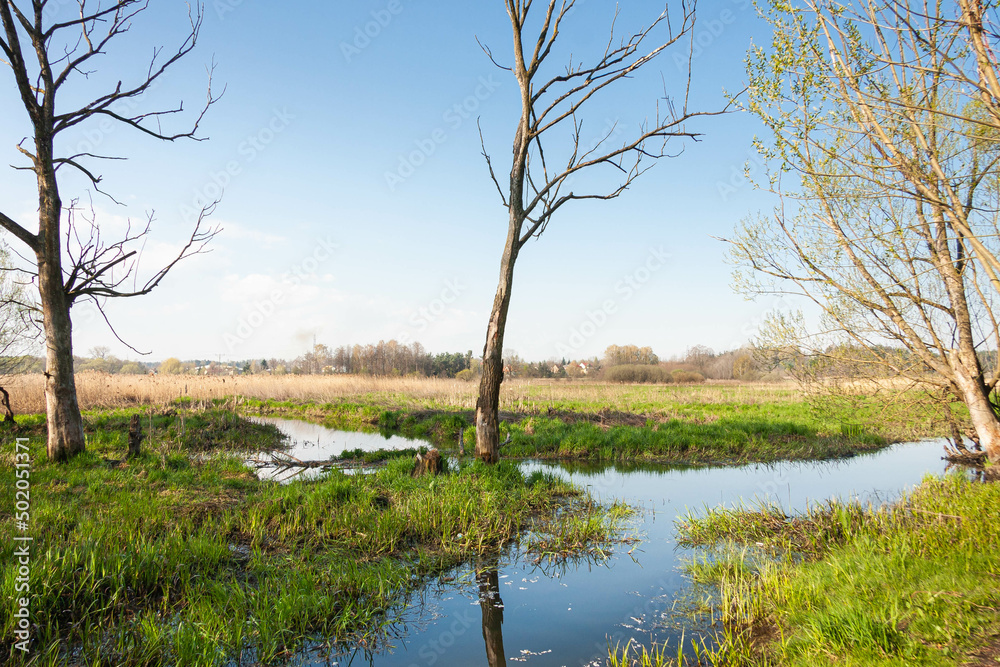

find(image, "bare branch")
[476,35,513,71]
[478,119,508,207]
[62,201,221,302]
[92,298,151,355]
[0,209,38,252]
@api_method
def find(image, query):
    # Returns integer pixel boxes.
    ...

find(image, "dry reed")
[0,373,800,417]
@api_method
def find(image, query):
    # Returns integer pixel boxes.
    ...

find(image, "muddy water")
[258,419,947,667]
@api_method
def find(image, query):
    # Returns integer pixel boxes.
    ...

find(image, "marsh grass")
[607,636,720,667]
[0,375,947,466]
[1,375,945,443]
[526,497,637,561]
[656,474,1000,666]
[500,414,885,463]
[0,408,616,665]
[246,396,890,464]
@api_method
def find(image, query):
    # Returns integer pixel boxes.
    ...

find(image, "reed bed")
[1,373,486,415]
[0,373,801,417]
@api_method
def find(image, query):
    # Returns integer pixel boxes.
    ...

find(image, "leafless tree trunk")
[0,386,16,424]
[477,219,521,463]
[39,237,85,458]
[0,1,219,461]
[475,0,720,463]
[127,413,143,459]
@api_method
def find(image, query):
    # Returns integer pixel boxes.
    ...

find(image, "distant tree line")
[604,345,659,366]
[75,346,150,375]
[3,340,788,384]
[324,342,472,377]
[0,345,154,375]
[201,341,478,379]
[491,344,780,384]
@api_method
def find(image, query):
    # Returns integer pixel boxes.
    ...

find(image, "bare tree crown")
[0,1,220,335]
[479,0,726,249]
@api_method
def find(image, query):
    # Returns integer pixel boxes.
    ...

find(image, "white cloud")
[217,220,286,246]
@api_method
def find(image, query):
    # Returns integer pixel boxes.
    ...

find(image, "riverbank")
[0,375,951,463]
[658,473,1000,666]
[242,395,899,465]
[0,408,627,664]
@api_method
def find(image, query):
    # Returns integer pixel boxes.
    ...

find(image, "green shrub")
[671,369,705,384]
[603,365,673,383]
[455,368,477,382]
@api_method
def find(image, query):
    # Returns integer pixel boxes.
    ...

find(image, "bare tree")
[0,242,41,381]
[474,0,720,463]
[682,344,713,372]
[604,344,660,366]
[727,0,1000,462]
[0,1,219,461]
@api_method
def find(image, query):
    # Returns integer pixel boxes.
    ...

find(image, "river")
[253,418,948,667]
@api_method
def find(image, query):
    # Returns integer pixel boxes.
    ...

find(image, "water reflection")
[248,417,430,482]
[478,559,507,667]
[264,424,950,666]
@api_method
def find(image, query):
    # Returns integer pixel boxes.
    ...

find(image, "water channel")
[253,418,949,666]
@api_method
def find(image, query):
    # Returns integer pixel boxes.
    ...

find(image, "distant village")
[4,341,769,383]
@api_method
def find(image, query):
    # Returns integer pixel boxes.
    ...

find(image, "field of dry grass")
[0,372,802,417]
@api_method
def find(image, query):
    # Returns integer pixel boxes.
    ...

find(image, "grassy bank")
[0,375,952,464]
[1,375,947,445]
[242,393,894,465]
[0,408,623,665]
[643,474,1000,666]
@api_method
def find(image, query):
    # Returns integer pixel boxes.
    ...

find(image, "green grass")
[608,638,720,667]
[498,414,884,463]
[526,496,637,562]
[661,474,1000,666]
[9,406,286,455]
[242,394,893,464]
[0,408,623,665]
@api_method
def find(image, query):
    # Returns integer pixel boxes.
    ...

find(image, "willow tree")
[474,0,715,463]
[727,0,1000,461]
[0,1,218,461]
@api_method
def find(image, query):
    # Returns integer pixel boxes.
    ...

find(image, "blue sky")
[0,0,789,363]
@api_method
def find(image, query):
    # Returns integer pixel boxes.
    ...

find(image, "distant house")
[579,362,590,375]
[551,364,561,374]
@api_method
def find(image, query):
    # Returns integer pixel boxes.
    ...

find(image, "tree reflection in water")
[477,560,507,667]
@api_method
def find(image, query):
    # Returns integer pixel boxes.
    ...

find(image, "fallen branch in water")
[942,445,987,466]
[247,451,332,469]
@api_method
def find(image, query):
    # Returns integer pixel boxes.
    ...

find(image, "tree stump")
[458,427,465,456]
[127,414,144,459]
[0,386,15,424]
[412,449,443,477]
